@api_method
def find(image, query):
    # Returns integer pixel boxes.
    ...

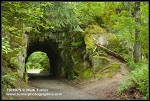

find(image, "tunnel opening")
[25,39,63,79]
[26,51,51,80]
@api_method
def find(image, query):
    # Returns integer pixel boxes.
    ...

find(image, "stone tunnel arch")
[25,39,63,78]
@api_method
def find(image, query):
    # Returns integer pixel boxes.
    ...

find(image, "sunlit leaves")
[2,38,11,54]
[2,1,148,60]
[103,2,148,59]
[26,51,49,69]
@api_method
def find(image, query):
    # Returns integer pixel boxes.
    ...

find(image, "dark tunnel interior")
[25,39,63,78]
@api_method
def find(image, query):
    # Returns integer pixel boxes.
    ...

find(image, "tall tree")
[133,2,142,63]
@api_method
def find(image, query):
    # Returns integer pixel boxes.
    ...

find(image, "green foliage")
[119,60,148,99]
[105,63,121,77]
[110,2,148,59]
[10,57,19,69]
[79,69,94,79]
[2,2,30,72]
[26,51,50,70]
[2,3,149,99]
[94,62,121,80]
[2,67,18,96]
[26,62,32,69]
[71,41,83,48]
[118,77,133,93]
[2,37,11,55]
[72,2,106,28]
[131,66,148,98]
[83,25,106,36]
[128,59,148,70]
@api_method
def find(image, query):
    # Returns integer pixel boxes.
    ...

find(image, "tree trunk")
[95,43,127,62]
[133,2,142,63]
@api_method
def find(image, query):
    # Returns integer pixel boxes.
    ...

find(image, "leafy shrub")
[2,37,11,55]
[119,61,148,99]
[2,68,17,96]
[128,59,148,70]
[131,65,148,98]
[118,77,133,93]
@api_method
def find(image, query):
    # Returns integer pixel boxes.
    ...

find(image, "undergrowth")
[118,60,148,99]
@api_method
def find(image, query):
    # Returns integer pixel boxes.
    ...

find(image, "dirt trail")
[29,77,97,100]
[4,63,130,100]
[28,62,129,100]
[66,63,130,100]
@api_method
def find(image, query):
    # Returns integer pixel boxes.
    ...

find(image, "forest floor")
[3,63,144,100]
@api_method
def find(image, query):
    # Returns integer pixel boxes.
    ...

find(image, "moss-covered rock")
[70,47,92,79]
[84,33,97,52]
[79,69,94,79]
[63,24,124,80]
[96,33,121,50]
[106,33,122,50]
[95,62,121,79]
[72,60,92,80]
[82,60,91,69]
[91,55,110,70]
[83,25,121,54]
[83,25,106,36]
[104,62,121,77]
[83,25,107,53]
[72,49,83,63]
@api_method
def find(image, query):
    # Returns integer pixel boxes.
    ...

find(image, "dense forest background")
[2,2,148,99]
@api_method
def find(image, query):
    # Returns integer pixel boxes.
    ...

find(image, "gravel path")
[29,77,97,100]
[67,63,130,100]
[28,63,129,100]
[4,63,129,100]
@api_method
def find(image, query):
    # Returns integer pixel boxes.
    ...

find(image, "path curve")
[29,76,97,100]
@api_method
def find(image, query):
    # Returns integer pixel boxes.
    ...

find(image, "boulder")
[91,56,110,71]
[83,25,121,53]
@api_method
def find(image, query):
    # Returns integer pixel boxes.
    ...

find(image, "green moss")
[106,33,121,49]
[10,57,19,69]
[101,10,116,29]
[10,35,24,48]
[83,25,122,55]
[108,33,117,41]
[73,67,81,74]
[2,66,18,97]
[94,65,105,72]
[84,34,97,52]
[73,60,91,78]
[95,73,104,79]
[82,60,91,69]
[83,25,106,36]
[79,69,94,79]
[93,56,108,60]
[72,49,83,62]
[94,62,121,79]
[2,59,9,67]
[83,25,107,53]
[103,62,121,77]
[92,56,110,70]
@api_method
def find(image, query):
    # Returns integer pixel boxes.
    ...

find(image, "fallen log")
[94,43,127,63]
